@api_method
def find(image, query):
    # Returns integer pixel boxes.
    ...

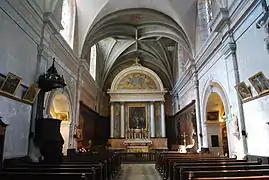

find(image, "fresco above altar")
[117,73,157,90]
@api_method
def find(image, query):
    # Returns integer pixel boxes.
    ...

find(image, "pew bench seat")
[0,172,93,180]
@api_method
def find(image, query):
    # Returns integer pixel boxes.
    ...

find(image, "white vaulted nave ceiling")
[76,0,196,90]
[76,0,196,53]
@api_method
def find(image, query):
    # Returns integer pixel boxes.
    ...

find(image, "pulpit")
[35,118,64,163]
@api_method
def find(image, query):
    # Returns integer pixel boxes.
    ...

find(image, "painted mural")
[117,73,157,90]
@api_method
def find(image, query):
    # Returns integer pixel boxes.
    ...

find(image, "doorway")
[49,94,71,155]
[206,92,229,156]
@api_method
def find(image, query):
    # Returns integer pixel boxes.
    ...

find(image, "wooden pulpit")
[0,117,8,170]
[35,118,64,164]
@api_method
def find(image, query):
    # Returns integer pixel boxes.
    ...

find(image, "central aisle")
[119,164,162,180]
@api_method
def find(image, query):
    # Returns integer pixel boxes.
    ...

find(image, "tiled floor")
[119,164,162,180]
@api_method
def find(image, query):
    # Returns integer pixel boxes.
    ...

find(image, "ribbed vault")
[81,8,193,91]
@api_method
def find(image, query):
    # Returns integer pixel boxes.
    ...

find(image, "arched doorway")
[206,92,229,156]
[49,94,71,155]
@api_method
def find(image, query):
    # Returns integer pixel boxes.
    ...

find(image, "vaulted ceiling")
[76,0,197,91]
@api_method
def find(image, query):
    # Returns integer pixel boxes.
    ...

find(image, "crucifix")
[180,132,189,146]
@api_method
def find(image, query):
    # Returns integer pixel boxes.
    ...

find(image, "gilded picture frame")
[0,72,22,96]
[56,112,69,121]
[22,84,40,103]
[127,103,148,130]
[249,72,269,95]
[234,82,252,101]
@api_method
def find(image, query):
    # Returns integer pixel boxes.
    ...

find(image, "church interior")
[1,0,269,179]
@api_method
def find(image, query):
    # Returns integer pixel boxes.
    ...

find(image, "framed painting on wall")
[128,106,147,129]
[0,72,22,96]
[207,111,219,121]
[22,84,40,103]
[234,82,252,101]
[56,112,69,121]
[249,72,269,94]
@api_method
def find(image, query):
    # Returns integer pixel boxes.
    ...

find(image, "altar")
[123,139,152,152]
[107,59,168,151]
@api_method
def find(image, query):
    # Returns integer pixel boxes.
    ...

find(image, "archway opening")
[49,94,71,155]
[206,92,229,156]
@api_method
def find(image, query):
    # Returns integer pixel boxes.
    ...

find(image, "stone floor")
[119,164,162,180]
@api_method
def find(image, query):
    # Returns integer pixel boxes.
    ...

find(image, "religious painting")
[207,111,219,121]
[0,72,22,96]
[234,82,252,100]
[0,75,5,87]
[249,72,269,94]
[75,125,83,141]
[129,106,146,129]
[22,84,40,103]
[117,73,157,90]
[56,112,69,121]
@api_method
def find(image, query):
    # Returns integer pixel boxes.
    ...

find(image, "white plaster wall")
[207,123,223,155]
[243,96,269,156]
[0,3,39,159]
[198,49,240,156]
[0,8,37,86]
[0,96,31,159]
[235,3,269,156]
[60,121,70,155]
[177,81,196,109]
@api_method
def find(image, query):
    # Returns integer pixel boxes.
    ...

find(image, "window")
[89,45,97,80]
[60,0,75,48]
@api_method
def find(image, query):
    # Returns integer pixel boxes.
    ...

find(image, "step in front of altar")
[108,138,168,151]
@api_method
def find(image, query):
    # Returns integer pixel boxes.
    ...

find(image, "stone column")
[110,103,114,138]
[120,103,125,138]
[193,61,204,150]
[160,102,166,137]
[150,102,155,137]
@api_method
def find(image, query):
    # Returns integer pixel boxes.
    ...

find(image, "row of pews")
[0,151,121,180]
[155,152,269,180]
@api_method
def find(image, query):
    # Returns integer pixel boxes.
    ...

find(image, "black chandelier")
[38,58,66,92]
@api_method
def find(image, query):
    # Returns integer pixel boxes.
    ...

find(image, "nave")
[2,150,269,179]
[119,164,162,180]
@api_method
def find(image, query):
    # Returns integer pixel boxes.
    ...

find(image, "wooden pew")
[168,161,259,180]
[0,172,93,180]
[182,169,269,180]
[177,165,269,180]
[3,151,121,180]
[195,176,269,179]
[162,157,241,179]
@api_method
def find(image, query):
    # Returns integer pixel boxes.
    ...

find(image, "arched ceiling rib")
[76,1,197,55]
[80,7,194,91]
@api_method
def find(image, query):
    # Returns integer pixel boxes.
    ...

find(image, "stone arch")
[110,64,165,92]
[44,87,74,155]
[201,79,231,156]
[201,80,230,124]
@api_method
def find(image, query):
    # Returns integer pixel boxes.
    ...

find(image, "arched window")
[89,45,97,80]
[60,0,75,48]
